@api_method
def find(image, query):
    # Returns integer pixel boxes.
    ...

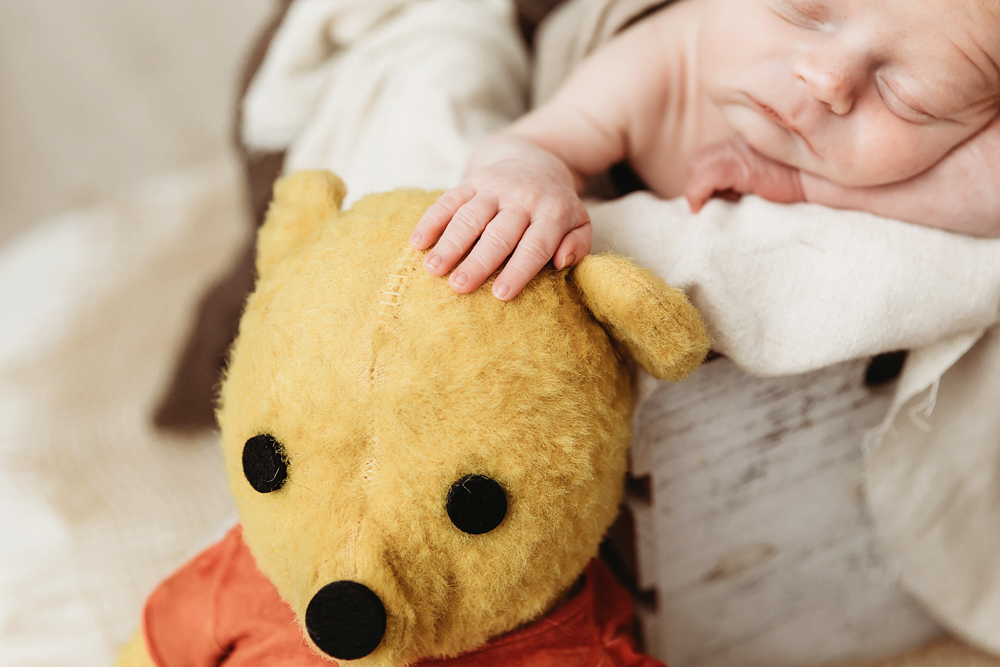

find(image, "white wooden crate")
[630,356,941,667]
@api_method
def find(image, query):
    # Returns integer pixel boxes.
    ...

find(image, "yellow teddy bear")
[116,170,709,667]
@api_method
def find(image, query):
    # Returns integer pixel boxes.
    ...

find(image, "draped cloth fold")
[241,0,530,207]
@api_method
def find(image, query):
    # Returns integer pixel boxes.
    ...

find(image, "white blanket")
[242,0,530,207]
[239,0,1000,657]
[0,163,244,665]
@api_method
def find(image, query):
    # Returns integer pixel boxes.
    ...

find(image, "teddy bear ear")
[571,253,711,382]
[256,170,347,280]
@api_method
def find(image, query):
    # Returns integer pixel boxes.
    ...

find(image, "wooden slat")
[632,357,941,667]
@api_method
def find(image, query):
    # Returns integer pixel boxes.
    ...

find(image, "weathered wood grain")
[631,357,942,667]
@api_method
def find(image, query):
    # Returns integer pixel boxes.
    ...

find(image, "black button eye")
[242,434,288,493]
[446,475,507,535]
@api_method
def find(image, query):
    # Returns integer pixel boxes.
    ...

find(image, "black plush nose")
[305,581,387,660]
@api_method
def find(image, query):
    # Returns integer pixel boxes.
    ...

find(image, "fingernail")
[564,253,576,268]
[427,254,442,269]
[493,282,510,299]
[410,232,422,246]
[452,272,469,287]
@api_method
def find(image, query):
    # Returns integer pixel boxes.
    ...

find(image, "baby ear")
[256,170,347,280]
[572,254,710,381]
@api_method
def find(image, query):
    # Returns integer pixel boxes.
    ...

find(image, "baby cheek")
[857,124,954,185]
[823,115,942,186]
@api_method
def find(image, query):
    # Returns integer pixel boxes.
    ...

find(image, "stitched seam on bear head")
[368,246,421,386]
[363,246,421,496]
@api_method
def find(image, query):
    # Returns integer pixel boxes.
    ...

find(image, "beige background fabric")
[0,165,247,665]
[0,2,268,665]
[867,327,1000,655]
[0,0,270,245]
[531,0,669,105]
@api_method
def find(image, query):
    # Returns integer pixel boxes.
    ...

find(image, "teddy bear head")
[216,171,708,666]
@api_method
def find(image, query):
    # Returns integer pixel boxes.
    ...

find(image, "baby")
[409,0,1000,300]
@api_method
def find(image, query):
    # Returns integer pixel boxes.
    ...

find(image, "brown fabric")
[514,0,568,45]
[152,241,257,430]
[154,0,568,432]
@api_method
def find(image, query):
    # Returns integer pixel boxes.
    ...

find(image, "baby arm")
[410,18,667,299]
[687,116,1000,237]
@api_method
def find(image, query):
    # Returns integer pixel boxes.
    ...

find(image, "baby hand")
[410,156,591,300]
[686,138,806,213]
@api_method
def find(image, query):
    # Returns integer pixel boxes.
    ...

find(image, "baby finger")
[491,224,560,301]
[685,147,744,212]
[449,208,530,294]
[424,192,499,276]
[685,174,715,213]
[553,222,593,269]
[411,183,476,250]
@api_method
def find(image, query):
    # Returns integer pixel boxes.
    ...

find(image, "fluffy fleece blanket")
[0,163,244,665]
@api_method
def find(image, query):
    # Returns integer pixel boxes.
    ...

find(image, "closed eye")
[772,0,830,28]
[877,74,938,123]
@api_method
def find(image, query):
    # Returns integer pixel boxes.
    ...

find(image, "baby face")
[697,0,1000,186]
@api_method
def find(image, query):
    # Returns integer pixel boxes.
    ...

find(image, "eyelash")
[877,76,936,123]
[773,0,825,27]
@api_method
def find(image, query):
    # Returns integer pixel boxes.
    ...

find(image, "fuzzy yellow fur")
[208,170,707,666]
[574,255,710,381]
[114,629,156,667]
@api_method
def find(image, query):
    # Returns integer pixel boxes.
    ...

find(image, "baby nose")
[305,580,387,660]
[793,51,863,115]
